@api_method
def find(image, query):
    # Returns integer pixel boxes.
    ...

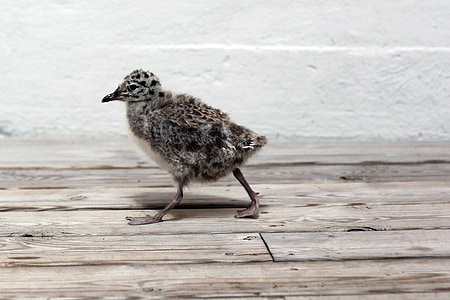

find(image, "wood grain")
[0,202,449,237]
[1,162,449,190]
[0,138,449,299]
[0,259,448,298]
[2,233,271,266]
[1,181,449,211]
[1,138,449,168]
[262,229,450,261]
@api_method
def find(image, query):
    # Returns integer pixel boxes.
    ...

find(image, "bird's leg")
[233,168,259,218]
[126,185,184,225]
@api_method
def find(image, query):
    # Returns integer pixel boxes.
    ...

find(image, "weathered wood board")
[2,233,271,266]
[262,229,450,261]
[1,162,449,190]
[1,181,449,210]
[1,138,449,167]
[0,259,448,298]
[1,203,449,237]
[0,138,449,298]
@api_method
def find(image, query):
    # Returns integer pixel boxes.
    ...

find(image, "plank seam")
[259,232,275,262]
[250,160,450,168]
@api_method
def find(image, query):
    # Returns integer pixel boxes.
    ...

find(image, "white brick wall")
[1,0,449,139]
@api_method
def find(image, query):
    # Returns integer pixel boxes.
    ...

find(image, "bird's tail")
[254,135,268,149]
[241,133,267,153]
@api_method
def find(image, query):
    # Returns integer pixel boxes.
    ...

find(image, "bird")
[102,69,267,225]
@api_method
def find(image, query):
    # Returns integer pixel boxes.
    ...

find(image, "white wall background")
[0,0,449,140]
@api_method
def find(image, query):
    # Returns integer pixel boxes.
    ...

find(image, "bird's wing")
[160,98,229,128]
[148,100,234,160]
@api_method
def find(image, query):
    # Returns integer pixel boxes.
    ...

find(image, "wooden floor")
[0,138,449,299]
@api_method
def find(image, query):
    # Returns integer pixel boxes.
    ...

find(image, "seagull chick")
[102,69,267,225]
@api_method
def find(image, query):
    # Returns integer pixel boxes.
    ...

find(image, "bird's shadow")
[126,192,250,218]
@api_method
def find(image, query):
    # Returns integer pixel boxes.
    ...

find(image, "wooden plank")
[1,233,271,266]
[0,259,448,298]
[1,138,450,168]
[1,162,449,190]
[1,203,449,237]
[0,167,172,190]
[0,181,449,212]
[262,230,450,262]
[0,138,148,169]
[285,294,449,300]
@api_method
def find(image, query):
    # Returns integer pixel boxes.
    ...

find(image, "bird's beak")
[102,87,122,103]
[101,93,115,103]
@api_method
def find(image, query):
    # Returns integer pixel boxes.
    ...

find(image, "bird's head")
[102,69,162,103]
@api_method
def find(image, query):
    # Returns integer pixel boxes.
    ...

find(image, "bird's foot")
[235,205,259,219]
[126,215,162,225]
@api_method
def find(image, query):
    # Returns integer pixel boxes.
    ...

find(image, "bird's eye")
[127,84,138,92]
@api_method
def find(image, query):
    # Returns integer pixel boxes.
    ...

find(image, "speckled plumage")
[102,69,267,224]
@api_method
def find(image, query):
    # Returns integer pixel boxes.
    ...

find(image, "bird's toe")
[235,208,259,219]
[126,215,161,225]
